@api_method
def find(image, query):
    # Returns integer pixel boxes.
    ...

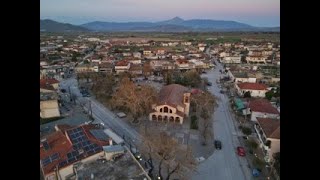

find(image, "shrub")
[190,115,198,129]
[246,139,258,150]
[242,127,252,135]
[253,157,266,169]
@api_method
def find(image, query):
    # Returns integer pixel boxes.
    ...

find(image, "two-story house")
[254,118,280,163]
[114,60,131,74]
[248,99,280,121]
[222,56,241,64]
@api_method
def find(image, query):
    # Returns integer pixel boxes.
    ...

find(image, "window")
[170,109,172,113]
[185,96,189,103]
[160,108,163,112]
[164,107,168,113]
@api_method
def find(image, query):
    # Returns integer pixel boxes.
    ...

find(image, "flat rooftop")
[76,151,147,180]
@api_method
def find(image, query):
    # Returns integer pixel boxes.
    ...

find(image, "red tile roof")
[158,84,188,108]
[176,59,188,64]
[257,118,280,139]
[40,124,110,176]
[115,60,129,66]
[40,78,59,85]
[237,83,268,90]
[249,99,279,114]
[40,78,59,90]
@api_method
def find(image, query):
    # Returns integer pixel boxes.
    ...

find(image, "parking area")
[134,76,164,92]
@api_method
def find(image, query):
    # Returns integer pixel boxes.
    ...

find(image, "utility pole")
[68,86,72,102]
[89,100,92,118]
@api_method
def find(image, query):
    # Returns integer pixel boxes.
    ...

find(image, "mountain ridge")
[40,19,89,32]
[40,18,279,32]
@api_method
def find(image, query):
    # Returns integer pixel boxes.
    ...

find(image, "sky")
[40,0,280,27]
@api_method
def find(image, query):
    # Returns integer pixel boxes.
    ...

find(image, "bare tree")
[139,127,197,180]
[111,77,158,123]
[191,91,217,145]
[91,73,115,101]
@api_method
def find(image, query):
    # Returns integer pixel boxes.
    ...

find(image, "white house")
[128,59,142,65]
[222,56,241,64]
[114,60,131,74]
[228,71,257,83]
[219,52,230,58]
[248,99,280,121]
[235,82,268,97]
[122,52,132,57]
[254,117,280,162]
[175,59,191,70]
[199,46,206,52]
[246,56,267,64]
[181,42,192,46]
[133,52,142,58]
[143,49,152,56]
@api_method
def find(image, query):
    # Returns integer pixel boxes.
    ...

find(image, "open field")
[41,32,279,43]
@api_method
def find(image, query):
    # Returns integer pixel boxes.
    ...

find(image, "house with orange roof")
[248,99,280,121]
[254,117,280,162]
[40,78,60,91]
[175,59,191,70]
[114,60,131,74]
[149,84,191,124]
[235,82,268,97]
[40,124,111,180]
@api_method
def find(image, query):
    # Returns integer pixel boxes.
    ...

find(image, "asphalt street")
[59,77,141,146]
[192,49,252,180]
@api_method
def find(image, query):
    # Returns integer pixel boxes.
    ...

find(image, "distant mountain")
[42,17,279,32]
[40,19,89,32]
[80,17,279,32]
[129,24,193,32]
[81,21,154,31]
[158,16,185,25]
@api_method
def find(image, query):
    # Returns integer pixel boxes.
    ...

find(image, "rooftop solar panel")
[50,153,60,161]
[41,157,51,166]
[58,161,67,167]
[67,153,72,159]
[68,157,76,163]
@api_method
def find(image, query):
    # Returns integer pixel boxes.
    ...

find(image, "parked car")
[252,168,261,177]
[220,90,224,94]
[237,146,246,156]
[214,140,222,150]
[207,82,212,86]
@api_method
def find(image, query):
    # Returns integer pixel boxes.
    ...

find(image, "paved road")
[192,54,252,180]
[59,77,141,146]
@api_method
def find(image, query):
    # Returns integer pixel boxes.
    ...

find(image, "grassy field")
[41,31,280,43]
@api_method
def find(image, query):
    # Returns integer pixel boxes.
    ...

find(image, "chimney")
[109,138,113,146]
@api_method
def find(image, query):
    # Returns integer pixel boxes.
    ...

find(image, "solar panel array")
[64,127,102,165]
[41,153,60,167]
[41,127,104,168]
